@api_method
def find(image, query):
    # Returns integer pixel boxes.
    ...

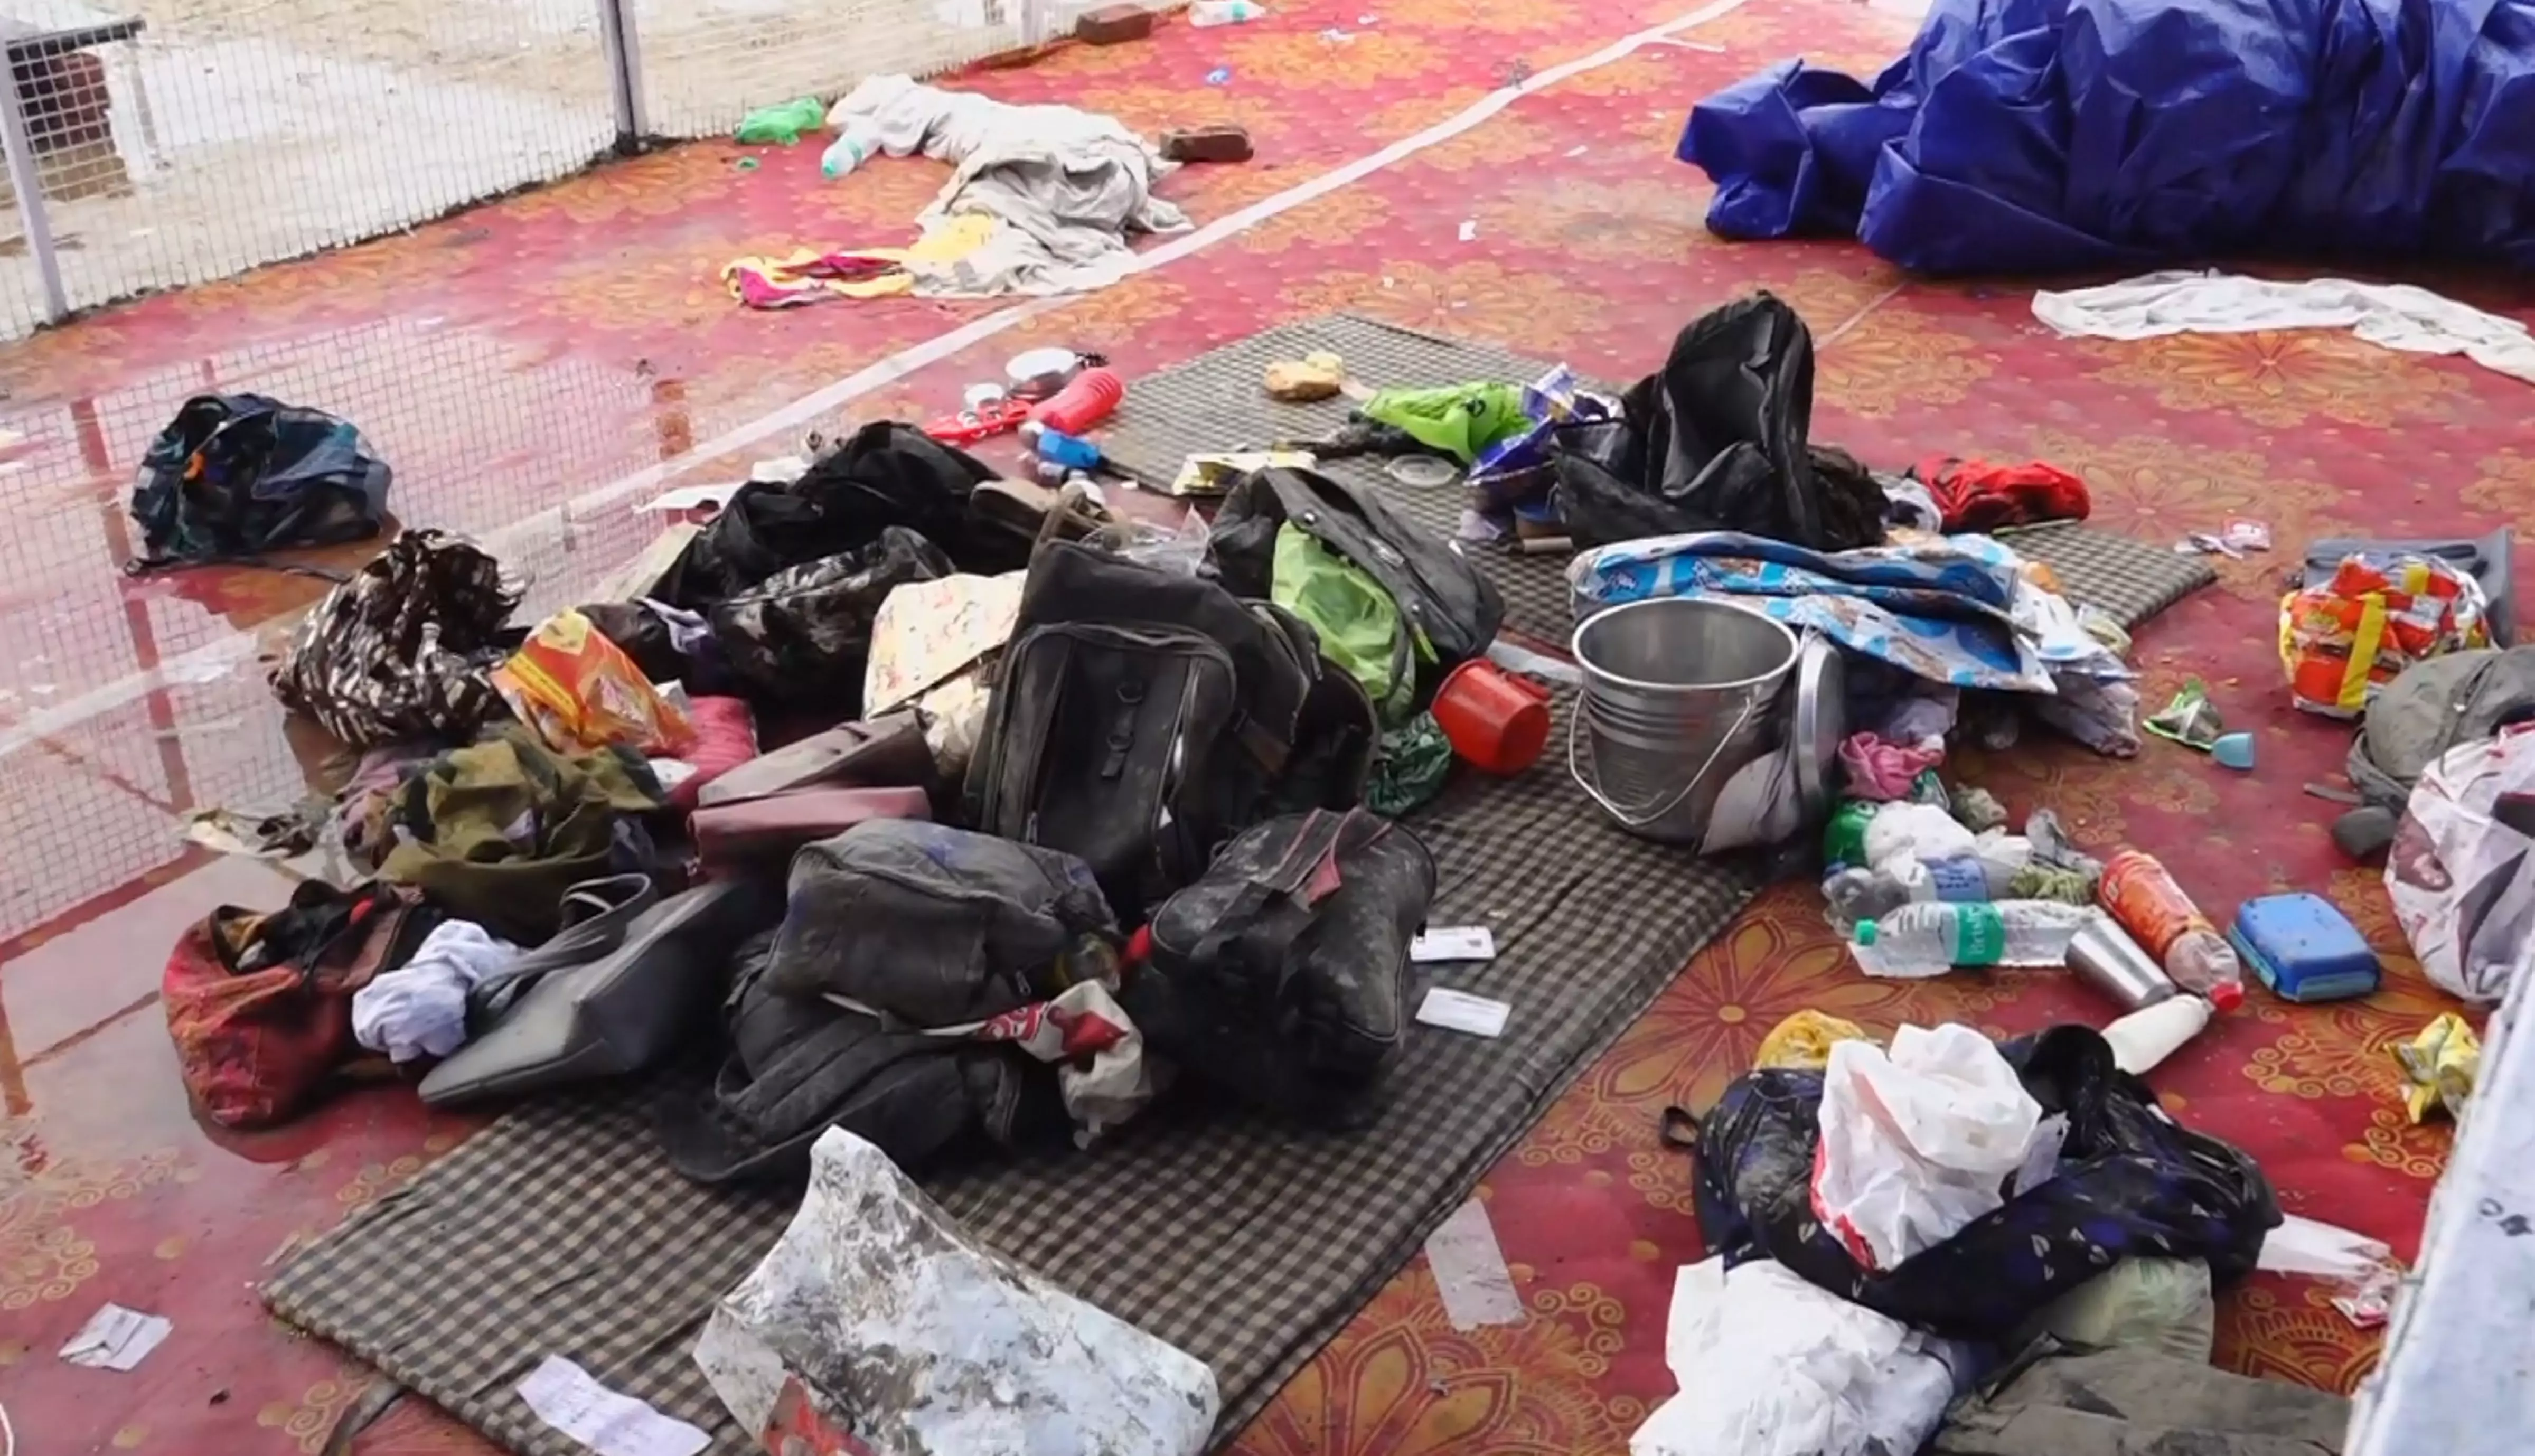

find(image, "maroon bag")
[692,786,933,873]
[161,880,438,1128]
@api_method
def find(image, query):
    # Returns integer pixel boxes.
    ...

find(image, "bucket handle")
[1567,686,1768,831]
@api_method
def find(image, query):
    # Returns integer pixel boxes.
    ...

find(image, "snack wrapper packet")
[492,608,693,756]
[2278,553,2488,718]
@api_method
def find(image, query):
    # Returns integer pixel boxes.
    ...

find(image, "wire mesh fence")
[0,0,1178,337]
[1,0,626,336]
[628,0,1038,142]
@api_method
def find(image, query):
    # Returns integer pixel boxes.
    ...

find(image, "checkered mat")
[1096,315,2215,638]
[262,693,1758,1455]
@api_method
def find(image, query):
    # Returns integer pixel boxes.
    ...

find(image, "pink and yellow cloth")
[721,214,998,308]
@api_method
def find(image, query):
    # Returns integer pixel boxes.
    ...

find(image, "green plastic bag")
[1272,524,1417,724]
[1368,713,1453,818]
[735,97,826,146]
[1360,382,1530,465]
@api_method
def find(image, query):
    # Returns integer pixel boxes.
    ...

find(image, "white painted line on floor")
[0,0,1754,763]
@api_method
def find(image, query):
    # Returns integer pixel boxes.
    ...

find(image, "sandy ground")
[0,0,1031,335]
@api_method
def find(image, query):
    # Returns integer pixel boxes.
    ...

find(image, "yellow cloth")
[1754,1010,1873,1071]
[2393,1012,2480,1123]
[721,215,998,306]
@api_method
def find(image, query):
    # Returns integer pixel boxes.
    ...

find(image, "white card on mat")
[518,1355,709,1456]
[1417,988,1510,1038]
[1412,925,1497,963]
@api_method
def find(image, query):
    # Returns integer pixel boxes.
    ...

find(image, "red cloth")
[1918,456,2091,533]
[671,696,760,811]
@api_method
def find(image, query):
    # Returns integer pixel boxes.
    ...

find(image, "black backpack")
[1124,807,1437,1126]
[1209,465,1506,702]
[127,393,392,574]
[963,541,1377,920]
[654,422,1018,611]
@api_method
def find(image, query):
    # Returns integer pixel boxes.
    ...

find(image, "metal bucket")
[1568,597,1798,845]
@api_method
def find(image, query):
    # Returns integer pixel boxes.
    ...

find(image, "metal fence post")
[596,0,650,154]
[0,53,71,325]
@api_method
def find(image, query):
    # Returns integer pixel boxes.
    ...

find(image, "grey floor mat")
[1097,314,2214,637]
[263,692,1757,1456]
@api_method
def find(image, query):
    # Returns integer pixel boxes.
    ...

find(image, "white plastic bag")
[1811,1025,2048,1271]
[1862,801,1979,870]
[1628,1256,1960,1456]
[2387,725,2535,1003]
[696,1128,1218,1456]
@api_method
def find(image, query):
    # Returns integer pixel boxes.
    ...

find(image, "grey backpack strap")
[467,873,660,1016]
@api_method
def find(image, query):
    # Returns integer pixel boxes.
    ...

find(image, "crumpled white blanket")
[828,74,1188,297]
[350,919,520,1063]
[2033,270,2535,386]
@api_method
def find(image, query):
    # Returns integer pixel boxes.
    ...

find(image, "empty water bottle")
[1851,900,2095,979]
[1190,0,1268,23]
[820,134,868,178]
[1823,854,2012,929]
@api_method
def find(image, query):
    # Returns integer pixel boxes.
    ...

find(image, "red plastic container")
[1027,366,1125,435]
[1432,659,1553,774]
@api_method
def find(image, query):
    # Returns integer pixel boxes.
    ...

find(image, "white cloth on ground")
[350,919,520,1063]
[1629,1256,1967,1456]
[827,74,1188,297]
[2033,270,2535,386]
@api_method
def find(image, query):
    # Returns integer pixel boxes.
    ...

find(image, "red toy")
[1027,366,1125,435]
[923,396,1034,445]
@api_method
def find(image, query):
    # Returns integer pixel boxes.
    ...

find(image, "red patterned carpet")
[4,0,2530,1450]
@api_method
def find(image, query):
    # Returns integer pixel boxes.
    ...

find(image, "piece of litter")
[1357,11,1377,20]
[60,1303,173,1370]
[1206,66,1232,84]
[637,482,741,514]
[735,157,758,171]
[1565,144,1590,157]
[1321,25,1352,40]
[1457,219,1477,242]
[519,1355,709,1456]
[1412,926,1498,963]
[2221,516,2271,551]
[1424,1198,1525,1330]
[1418,988,1510,1038]
[1486,637,1583,688]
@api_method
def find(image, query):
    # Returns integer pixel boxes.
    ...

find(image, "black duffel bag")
[1124,807,1435,1126]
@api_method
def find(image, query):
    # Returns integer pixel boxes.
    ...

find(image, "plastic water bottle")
[1823,855,2011,929]
[820,133,871,179]
[1190,0,1268,24]
[1850,900,2094,979]
[2098,850,2246,1011]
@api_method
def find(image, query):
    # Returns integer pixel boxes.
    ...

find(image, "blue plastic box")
[2231,893,2382,1002]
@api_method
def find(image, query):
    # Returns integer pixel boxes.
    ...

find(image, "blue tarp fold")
[1681,0,2535,272]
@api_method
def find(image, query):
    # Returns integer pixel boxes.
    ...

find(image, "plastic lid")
[1854,922,1878,947]
[2208,980,2245,1012]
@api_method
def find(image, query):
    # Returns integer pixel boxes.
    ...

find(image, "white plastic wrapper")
[1811,1025,2049,1271]
[2387,725,2535,1003]
[695,1129,1219,1456]
[1629,1256,1961,1456]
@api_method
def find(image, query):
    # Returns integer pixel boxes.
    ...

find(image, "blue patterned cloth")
[1570,531,2095,692]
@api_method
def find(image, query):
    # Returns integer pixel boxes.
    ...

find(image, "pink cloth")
[1837,731,1945,801]
[670,697,760,811]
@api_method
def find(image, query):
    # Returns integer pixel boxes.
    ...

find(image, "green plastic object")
[1272,524,1417,724]
[735,97,825,146]
[1360,382,1531,465]
[1823,799,1876,867]
[1367,713,1453,818]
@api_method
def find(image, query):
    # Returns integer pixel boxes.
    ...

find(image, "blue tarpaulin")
[1680,0,2535,273]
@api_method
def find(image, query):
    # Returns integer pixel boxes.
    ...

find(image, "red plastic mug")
[1432,659,1553,774]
